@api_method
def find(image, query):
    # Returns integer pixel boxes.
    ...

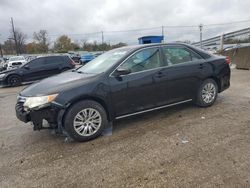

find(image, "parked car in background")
[92,51,104,58]
[15,43,230,142]
[70,54,81,63]
[6,56,27,70]
[79,53,95,64]
[0,57,4,63]
[0,57,9,71]
[25,55,37,62]
[0,57,5,71]
[0,55,75,86]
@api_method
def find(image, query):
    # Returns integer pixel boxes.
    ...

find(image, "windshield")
[9,56,25,61]
[77,48,131,74]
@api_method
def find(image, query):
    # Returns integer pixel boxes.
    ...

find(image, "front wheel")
[196,79,218,107]
[7,75,22,86]
[64,100,108,142]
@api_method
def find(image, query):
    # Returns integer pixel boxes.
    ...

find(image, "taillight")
[225,56,230,65]
[70,59,76,66]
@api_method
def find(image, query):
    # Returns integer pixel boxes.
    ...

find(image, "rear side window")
[28,58,45,68]
[162,46,202,66]
[62,56,71,63]
[12,62,22,66]
[45,56,66,65]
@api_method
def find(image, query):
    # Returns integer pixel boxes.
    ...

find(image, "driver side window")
[119,47,161,73]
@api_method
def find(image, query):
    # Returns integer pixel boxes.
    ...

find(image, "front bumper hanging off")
[15,102,62,131]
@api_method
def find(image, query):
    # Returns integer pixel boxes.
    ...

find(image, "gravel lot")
[0,69,250,188]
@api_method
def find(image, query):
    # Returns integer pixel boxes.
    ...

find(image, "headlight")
[0,74,6,79]
[23,94,58,109]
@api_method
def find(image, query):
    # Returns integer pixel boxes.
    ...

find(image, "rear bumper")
[219,68,231,93]
[219,75,230,92]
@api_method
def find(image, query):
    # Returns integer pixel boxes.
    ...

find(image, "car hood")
[20,71,100,97]
[0,69,17,74]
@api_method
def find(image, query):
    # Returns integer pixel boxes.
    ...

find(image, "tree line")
[0,29,127,55]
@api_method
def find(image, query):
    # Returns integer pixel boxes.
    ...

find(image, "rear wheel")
[64,100,107,142]
[196,79,218,107]
[61,67,70,72]
[7,75,21,86]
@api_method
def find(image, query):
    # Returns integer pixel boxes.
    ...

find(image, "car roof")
[36,55,68,58]
[117,42,192,51]
[120,43,212,59]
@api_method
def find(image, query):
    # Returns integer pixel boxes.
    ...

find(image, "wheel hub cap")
[201,83,216,104]
[73,108,102,136]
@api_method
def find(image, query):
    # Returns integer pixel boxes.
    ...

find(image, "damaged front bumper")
[15,101,64,131]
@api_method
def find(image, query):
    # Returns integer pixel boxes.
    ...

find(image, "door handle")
[199,64,204,69]
[155,71,164,78]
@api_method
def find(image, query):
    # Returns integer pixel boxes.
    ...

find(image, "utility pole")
[11,17,18,55]
[199,24,203,48]
[220,34,224,51]
[0,34,3,57]
[101,31,104,52]
[101,31,104,45]
[0,44,3,57]
[161,26,165,43]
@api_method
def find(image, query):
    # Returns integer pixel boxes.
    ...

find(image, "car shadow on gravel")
[113,102,195,132]
[112,96,224,134]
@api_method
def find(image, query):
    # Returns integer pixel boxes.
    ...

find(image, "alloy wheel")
[201,83,216,104]
[73,108,102,136]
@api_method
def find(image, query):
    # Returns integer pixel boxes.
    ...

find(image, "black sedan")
[16,43,230,142]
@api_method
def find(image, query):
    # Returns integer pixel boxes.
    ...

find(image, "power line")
[48,31,101,36]
[204,19,250,27]
[46,19,250,38]
[105,26,161,33]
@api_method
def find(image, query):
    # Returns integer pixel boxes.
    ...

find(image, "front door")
[109,47,164,117]
[22,58,48,82]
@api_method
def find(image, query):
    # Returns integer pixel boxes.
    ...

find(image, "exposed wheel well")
[6,74,22,82]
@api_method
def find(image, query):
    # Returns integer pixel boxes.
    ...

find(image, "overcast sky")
[0,0,250,45]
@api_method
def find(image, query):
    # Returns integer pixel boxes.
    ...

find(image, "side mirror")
[114,68,131,76]
[24,65,30,69]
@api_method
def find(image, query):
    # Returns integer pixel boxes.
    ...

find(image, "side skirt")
[115,99,192,120]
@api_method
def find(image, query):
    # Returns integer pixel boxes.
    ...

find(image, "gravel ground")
[0,69,250,188]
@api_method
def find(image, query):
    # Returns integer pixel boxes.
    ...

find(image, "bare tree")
[2,39,15,55]
[33,30,49,53]
[54,35,73,52]
[15,29,27,54]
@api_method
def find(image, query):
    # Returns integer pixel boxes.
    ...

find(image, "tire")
[7,75,22,86]
[64,100,108,142]
[196,79,218,107]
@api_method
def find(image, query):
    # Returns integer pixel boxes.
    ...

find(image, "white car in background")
[7,56,27,70]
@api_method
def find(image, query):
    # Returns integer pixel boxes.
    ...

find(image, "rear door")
[43,56,64,76]
[156,45,207,104]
